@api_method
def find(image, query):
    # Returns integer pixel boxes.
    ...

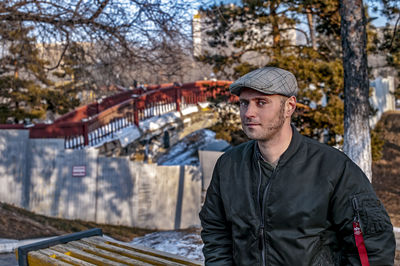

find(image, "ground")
[372,111,400,227]
[0,111,399,248]
[0,201,155,241]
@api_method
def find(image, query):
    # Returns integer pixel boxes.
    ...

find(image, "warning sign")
[72,165,86,177]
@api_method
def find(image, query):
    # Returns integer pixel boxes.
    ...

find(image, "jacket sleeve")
[330,159,396,265]
[199,158,233,265]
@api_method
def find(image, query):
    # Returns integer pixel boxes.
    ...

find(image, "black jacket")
[199,127,395,265]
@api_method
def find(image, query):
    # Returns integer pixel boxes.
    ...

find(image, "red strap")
[353,221,370,266]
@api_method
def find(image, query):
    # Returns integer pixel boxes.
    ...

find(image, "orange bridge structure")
[0,80,234,149]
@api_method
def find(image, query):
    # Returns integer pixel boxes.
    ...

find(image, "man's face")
[239,88,287,142]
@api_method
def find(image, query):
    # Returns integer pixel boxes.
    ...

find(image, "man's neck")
[257,124,293,164]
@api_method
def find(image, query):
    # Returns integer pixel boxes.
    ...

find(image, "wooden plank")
[103,239,203,266]
[82,237,185,266]
[67,240,153,266]
[38,248,95,266]
[51,244,126,266]
[16,229,102,266]
[27,251,71,266]
[107,236,203,266]
[92,236,202,265]
[99,240,202,265]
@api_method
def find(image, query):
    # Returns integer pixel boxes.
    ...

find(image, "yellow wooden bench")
[16,228,203,266]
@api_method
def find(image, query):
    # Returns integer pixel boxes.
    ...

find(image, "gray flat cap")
[229,67,298,97]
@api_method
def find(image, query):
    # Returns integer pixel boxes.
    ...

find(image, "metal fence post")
[82,119,89,146]
[132,95,139,126]
[175,87,181,112]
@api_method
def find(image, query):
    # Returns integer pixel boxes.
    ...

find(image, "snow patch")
[140,112,181,132]
[130,231,204,262]
[89,119,139,148]
[157,129,217,166]
[116,126,141,148]
[87,111,181,149]
[181,105,199,116]
[198,102,210,109]
[0,237,56,254]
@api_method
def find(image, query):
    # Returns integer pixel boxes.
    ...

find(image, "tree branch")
[389,13,400,50]
[89,0,110,21]
[46,30,69,71]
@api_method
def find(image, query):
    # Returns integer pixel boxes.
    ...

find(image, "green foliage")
[197,1,298,79]
[210,122,250,146]
[53,43,92,83]
[44,89,80,115]
[0,75,46,123]
[209,123,234,143]
[371,0,400,100]
[378,23,400,101]
[207,103,250,146]
[196,0,397,147]
[0,22,83,123]
[395,86,400,101]
[314,0,341,37]
[196,1,346,145]
[371,122,385,161]
[233,62,259,77]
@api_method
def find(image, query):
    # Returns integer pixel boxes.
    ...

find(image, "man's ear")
[286,96,297,117]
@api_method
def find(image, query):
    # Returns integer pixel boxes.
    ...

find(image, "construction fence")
[0,129,202,230]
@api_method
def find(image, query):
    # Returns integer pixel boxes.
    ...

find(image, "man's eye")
[239,101,248,107]
[257,100,267,106]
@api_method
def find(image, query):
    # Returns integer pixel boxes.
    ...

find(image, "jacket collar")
[253,124,303,166]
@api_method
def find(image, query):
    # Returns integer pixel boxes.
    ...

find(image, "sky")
[368,6,389,27]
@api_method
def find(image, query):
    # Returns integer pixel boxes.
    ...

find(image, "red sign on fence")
[72,166,86,177]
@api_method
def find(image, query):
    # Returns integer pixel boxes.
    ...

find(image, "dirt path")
[372,111,400,227]
[0,202,154,241]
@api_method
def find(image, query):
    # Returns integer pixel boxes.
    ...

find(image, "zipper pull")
[352,197,362,226]
[351,196,370,265]
[258,226,264,250]
[352,196,359,212]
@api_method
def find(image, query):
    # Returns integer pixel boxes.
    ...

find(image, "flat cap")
[229,67,298,97]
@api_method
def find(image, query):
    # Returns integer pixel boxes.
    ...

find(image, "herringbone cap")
[229,67,298,97]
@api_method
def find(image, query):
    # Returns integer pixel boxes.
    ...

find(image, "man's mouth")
[245,123,260,127]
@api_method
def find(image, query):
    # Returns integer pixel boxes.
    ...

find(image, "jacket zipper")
[257,160,265,266]
[257,160,266,266]
[257,160,277,266]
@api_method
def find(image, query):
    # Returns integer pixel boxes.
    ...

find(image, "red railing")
[0,80,233,149]
[53,86,146,123]
[0,124,25,129]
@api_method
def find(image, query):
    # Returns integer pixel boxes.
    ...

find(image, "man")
[199,67,395,265]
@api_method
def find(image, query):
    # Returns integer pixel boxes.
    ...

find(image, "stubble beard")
[242,101,286,142]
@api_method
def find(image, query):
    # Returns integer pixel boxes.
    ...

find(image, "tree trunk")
[339,0,372,180]
[306,7,317,50]
[270,2,281,58]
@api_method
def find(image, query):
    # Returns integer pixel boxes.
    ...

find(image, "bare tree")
[0,0,197,121]
[0,0,196,83]
[340,0,372,180]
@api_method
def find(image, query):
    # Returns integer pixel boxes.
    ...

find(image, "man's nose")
[243,103,256,118]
